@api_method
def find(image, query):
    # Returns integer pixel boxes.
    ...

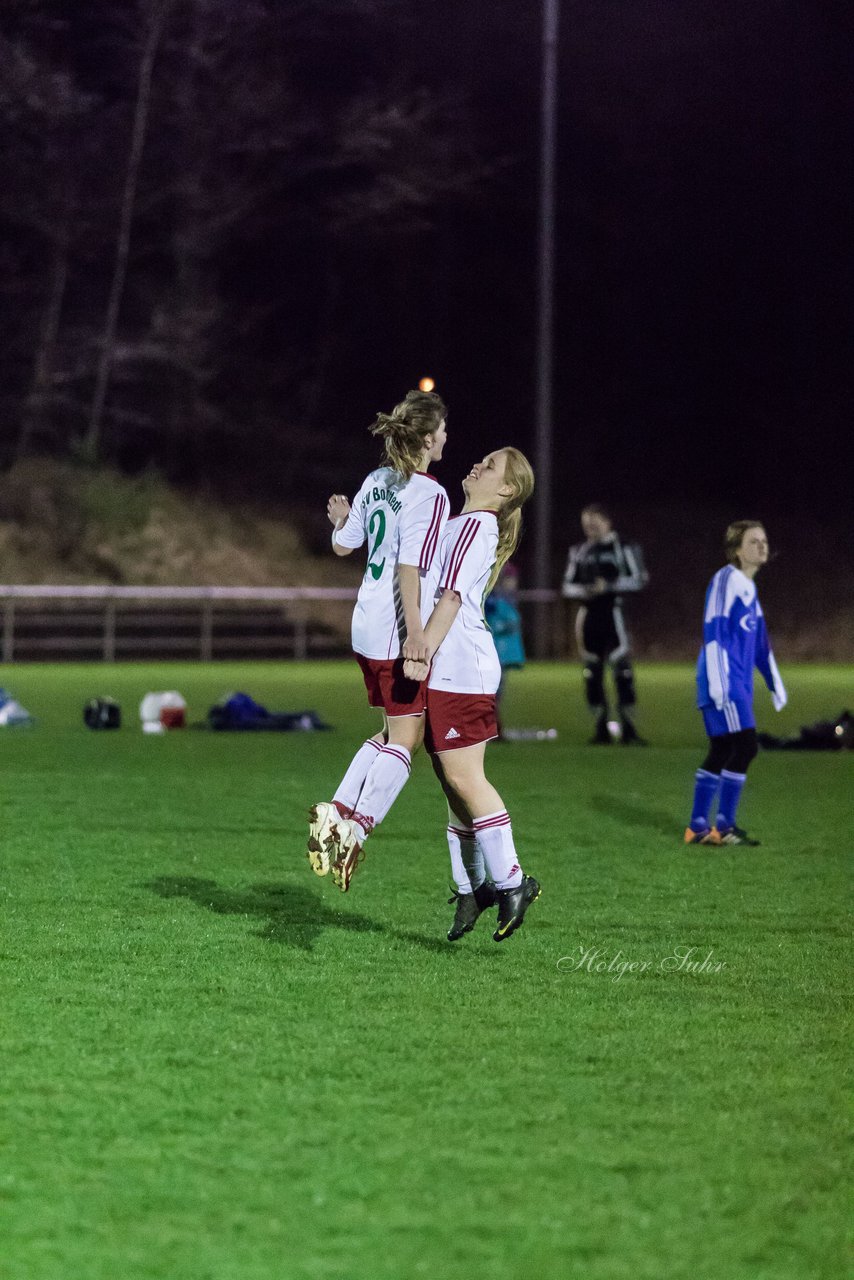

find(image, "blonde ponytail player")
[404,446,541,942]
[307,390,450,891]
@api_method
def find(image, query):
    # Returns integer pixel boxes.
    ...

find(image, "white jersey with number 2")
[334,467,449,660]
[428,510,502,695]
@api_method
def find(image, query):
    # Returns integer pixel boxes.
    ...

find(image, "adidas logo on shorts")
[444,727,461,740]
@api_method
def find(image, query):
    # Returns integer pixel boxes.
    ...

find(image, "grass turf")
[0,660,850,1280]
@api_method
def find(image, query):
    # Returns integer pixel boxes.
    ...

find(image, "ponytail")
[369,389,447,481]
[485,448,535,597]
[488,508,523,596]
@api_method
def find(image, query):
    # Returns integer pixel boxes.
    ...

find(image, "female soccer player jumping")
[308,389,450,889]
[406,447,541,942]
[685,520,787,846]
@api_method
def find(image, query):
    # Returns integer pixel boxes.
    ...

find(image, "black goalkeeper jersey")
[561,532,648,618]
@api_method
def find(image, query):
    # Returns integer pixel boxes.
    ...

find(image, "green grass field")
[1,661,850,1280]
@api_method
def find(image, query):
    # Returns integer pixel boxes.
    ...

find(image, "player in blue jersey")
[685,520,787,846]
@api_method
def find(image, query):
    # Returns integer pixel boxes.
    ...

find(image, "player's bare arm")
[403,588,462,680]
[398,562,428,663]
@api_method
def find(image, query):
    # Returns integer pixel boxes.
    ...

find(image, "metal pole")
[294,607,308,662]
[2,599,13,664]
[103,600,116,662]
[200,600,213,662]
[533,0,560,657]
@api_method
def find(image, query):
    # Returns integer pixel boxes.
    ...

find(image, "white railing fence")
[0,586,565,662]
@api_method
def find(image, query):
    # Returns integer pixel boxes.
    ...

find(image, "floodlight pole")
[533,0,560,657]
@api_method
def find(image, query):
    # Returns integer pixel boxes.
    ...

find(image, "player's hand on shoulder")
[327,493,351,527]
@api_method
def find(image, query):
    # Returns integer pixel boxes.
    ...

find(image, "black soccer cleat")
[620,721,648,746]
[709,825,761,847]
[493,875,541,942]
[447,881,496,941]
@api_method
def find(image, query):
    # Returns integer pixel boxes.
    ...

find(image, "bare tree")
[0,31,96,461]
[1,0,496,483]
[83,0,173,462]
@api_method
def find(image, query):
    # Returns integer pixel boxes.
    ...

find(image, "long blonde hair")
[487,447,535,596]
[369,389,447,481]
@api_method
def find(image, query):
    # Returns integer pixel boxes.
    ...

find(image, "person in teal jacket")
[484,563,525,736]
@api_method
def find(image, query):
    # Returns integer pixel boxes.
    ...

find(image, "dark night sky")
[1,0,850,555]
[320,0,850,527]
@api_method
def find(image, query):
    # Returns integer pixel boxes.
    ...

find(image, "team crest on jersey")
[739,615,757,632]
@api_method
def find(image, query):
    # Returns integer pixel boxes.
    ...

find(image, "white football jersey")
[428,511,502,695]
[334,467,449,659]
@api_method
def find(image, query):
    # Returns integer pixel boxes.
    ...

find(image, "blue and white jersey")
[696,565,786,722]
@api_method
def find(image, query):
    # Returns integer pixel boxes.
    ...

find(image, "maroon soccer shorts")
[355,654,427,717]
[425,689,498,753]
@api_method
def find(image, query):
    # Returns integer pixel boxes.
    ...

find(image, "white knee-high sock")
[472,810,522,889]
[447,824,486,894]
[349,744,412,839]
[333,739,383,816]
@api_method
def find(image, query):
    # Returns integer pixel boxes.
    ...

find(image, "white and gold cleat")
[307,802,340,876]
[329,818,365,893]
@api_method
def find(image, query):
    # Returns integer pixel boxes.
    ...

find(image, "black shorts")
[580,602,628,662]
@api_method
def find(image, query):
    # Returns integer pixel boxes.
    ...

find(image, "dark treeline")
[0,0,492,494]
[0,0,849,525]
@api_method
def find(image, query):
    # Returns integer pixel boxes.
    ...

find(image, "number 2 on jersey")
[367,508,387,580]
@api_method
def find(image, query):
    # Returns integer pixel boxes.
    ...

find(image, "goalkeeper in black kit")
[562,503,649,744]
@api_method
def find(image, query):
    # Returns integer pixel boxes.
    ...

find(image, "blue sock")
[717,770,747,830]
[690,769,719,832]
